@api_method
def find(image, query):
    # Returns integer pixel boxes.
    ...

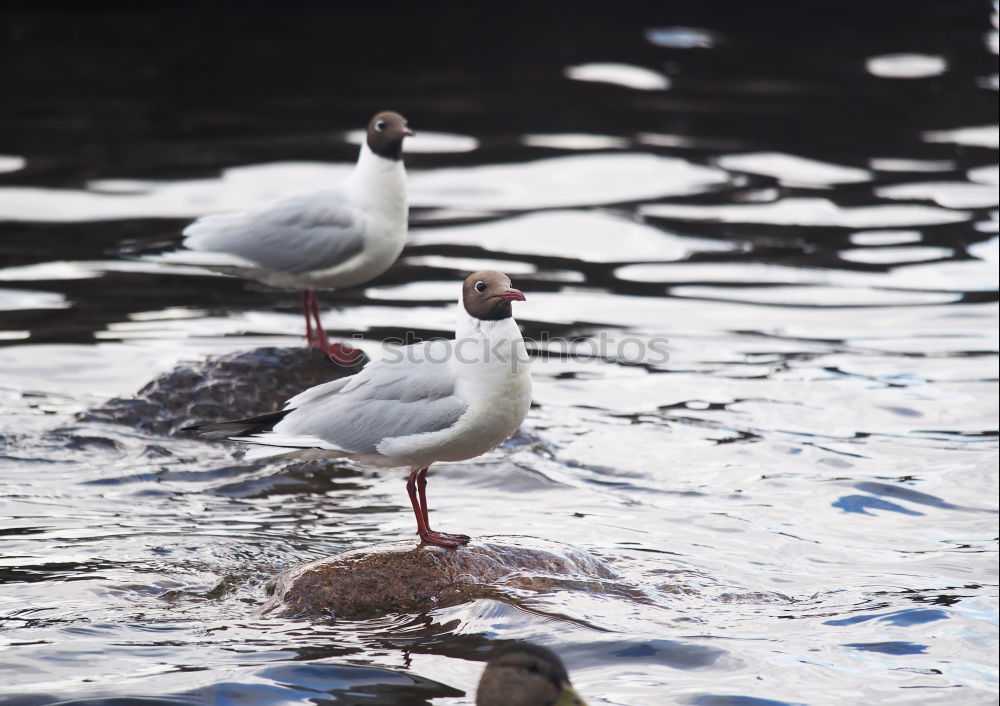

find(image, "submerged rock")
[81,346,364,435]
[262,536,635,619]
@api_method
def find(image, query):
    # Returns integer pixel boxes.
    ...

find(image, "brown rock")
[81,346,365,435]
[262,536,632,619]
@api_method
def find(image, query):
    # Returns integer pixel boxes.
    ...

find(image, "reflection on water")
[866,53,949,79]
[0,1,997,705]
[411,210,736,262]
[715,152,872,186]
[564,62,672,90]
[641,198,972,227]
[0,153,728,220]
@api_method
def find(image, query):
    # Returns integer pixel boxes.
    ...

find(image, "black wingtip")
[183,409,292,439]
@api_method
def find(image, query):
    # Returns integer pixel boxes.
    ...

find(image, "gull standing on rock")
[174,110,413,363]
[185,271,532,548]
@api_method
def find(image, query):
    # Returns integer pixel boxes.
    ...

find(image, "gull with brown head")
[185,271,532,547]
[169,110,414,363]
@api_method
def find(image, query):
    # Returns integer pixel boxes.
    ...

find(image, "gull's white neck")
[455,299,524,343]
[346,142,407,210]
[451,299,532,404]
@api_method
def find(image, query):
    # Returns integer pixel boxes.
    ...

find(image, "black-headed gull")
[177,110,413,362]
[186,271,532,548]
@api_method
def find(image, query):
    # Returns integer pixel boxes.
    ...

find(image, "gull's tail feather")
[145,248,259,270]
[242,444,347,462]
[244,445,304,462]
[182,410,291,440]
[231,433,349,462]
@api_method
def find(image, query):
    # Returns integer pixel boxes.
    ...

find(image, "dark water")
[1,2,997,704]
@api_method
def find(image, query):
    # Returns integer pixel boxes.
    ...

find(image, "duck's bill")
[555,683,588,706]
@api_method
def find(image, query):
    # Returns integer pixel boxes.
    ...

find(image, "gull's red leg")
[309,290,361,366]
[416,466,470,547]
[406,468,430,537]
[301,290,315,345]
[308,290,329,351]
[416,467,430,529]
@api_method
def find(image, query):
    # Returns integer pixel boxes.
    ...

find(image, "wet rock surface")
[262,536,635,619]
[81,346,365,435]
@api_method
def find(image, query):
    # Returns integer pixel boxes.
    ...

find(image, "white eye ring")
[474,280,486,293]
[375,120,386,132]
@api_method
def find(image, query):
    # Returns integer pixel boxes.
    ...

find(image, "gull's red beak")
[403,127,416,137]
[498,288,526,302]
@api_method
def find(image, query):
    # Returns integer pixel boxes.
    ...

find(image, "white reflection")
[923,125,999,149]
[522,134,629,150]
[0,163,350,221]
[644,26,716,49]
[635,132,697,148]
[401,255,537,275]
[968,165,999,185]
[671,285,957,306]
[641,197,970,227]
[0,154,728,222]
[565,62,670,90]
[617,262,826,285]
[865,53,947,78]
[0,155,26,174]
[988,4,998,55]
[869,157,955,172]
[524,290,992,337]
[410,153,728,210]
[0,289,69,311]
[875,182,999,209]
[412,208,502,224]
[716,152,870,186]
[637,132,747,150]
[128,307,206,322]
[839,246,952,264]
[615,258,994,293]
[364,281,455,301]
[849,230,922,246]
[86,180,155,194]
[969,236,998,263]
[975,210,999,234]
[0,261,99,281]
[410,210,734,263]
[976,209,1000,233]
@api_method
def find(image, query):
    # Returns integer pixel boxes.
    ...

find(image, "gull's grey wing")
[182,188,365,275]
[273,340,465,454]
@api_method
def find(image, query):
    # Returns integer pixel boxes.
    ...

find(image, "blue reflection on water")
[844,641,928,655]
[832,495,924,516]
[825,608,949,627]
[690,695,805,706]
[853,482,958,509]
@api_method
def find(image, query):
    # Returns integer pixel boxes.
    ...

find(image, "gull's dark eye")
[474,280,486,293]
[375,120,386,132]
